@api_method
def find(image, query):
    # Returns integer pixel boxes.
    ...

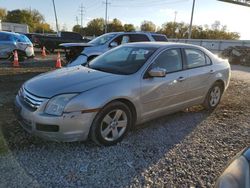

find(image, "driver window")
[111,35,130,46]
[152,49,182,73]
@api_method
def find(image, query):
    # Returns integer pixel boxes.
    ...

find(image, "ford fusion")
[15,42,231,146]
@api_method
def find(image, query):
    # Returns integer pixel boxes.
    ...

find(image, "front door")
[140,48,190,120]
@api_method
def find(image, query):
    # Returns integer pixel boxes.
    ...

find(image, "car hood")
[24,66,125,98]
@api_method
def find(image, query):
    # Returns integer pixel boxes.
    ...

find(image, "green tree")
[159,21,239,40]
[108,18,123,32]
[34,23,53,33]
[0,8,6,20]
[124,24,135,32]
[4,9,52,33]
[72,24,81,33]
[140,20,156,32]
[160,22,189,38]
[85,18,105,36]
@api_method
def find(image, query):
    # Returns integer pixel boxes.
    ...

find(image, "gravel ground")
[0,64,249,187]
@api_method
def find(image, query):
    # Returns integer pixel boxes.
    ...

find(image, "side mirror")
[109,41,118,48]
[148,67,166,77]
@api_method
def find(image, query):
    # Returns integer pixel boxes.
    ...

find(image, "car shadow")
[1,102,210,187]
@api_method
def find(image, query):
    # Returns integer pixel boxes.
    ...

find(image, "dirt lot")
[0,59,249,187]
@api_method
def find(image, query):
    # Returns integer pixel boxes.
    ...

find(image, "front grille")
[20,88,47,110]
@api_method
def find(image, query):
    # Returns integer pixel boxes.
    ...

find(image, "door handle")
[209,70,215,74]
[177,76,186,82]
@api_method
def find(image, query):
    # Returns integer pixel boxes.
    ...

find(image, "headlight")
[44,94,78,116]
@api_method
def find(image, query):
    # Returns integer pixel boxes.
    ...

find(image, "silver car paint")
[15,42,231,142]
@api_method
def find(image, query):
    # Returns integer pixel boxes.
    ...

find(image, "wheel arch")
[214,79,225,92]
[105,98,137,127]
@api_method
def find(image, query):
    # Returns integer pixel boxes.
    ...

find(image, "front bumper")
[15,95,96,142]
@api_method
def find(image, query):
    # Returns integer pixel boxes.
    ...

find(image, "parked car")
[0,31,34,60]
[216,147,250,188]
[33,31,90,53]
[60,31,168,65]
[15,42,230,146]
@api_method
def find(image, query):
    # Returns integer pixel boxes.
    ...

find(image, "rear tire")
[90,101,132,146]
[203,82,223,110]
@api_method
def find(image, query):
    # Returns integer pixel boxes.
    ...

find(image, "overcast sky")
[1,0,250,39]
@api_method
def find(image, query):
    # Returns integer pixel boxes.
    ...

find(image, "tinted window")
[153,49,182,73]
[152,35,168,41]
[89,46,156,75]
[184,49,206,69]
[61,32,82,40]
[0,34,11,41]
[129,34,150,42]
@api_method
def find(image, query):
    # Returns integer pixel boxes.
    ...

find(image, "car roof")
[0,31,23,37]
[107,31,166,36]
[123,42,203,49]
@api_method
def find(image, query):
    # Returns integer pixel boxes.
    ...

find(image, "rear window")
[152,35,168,41]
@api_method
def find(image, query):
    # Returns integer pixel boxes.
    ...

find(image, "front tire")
[203,82,223,110]
[90,101,132,146]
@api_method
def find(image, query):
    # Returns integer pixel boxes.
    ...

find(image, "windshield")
[67,55,88,67]
[89,33,116,45]
[14,35,31,43]
[88,46,157,75]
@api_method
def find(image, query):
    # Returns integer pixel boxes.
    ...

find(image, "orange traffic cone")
[55,52,62,68]
[41,46,47,58]
[12,50,19,67]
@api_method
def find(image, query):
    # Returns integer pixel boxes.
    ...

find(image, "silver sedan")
[15,42,231,146]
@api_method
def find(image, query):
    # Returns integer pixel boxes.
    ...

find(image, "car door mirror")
[109,41,118,48]
[148,67,166,77]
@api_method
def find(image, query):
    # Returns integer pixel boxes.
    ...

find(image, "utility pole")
[52,0,59,34]
[173,11,178,38]
[188,0,196,39]
[104,0,110,33]
[79,4,85,28]
[76,16,79,25]
[174,11,177,23]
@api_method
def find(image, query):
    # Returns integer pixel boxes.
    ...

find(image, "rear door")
[182,48,214,103]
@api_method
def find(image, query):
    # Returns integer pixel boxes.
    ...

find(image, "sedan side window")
[184,49,206,69]
[152,49,182,73]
